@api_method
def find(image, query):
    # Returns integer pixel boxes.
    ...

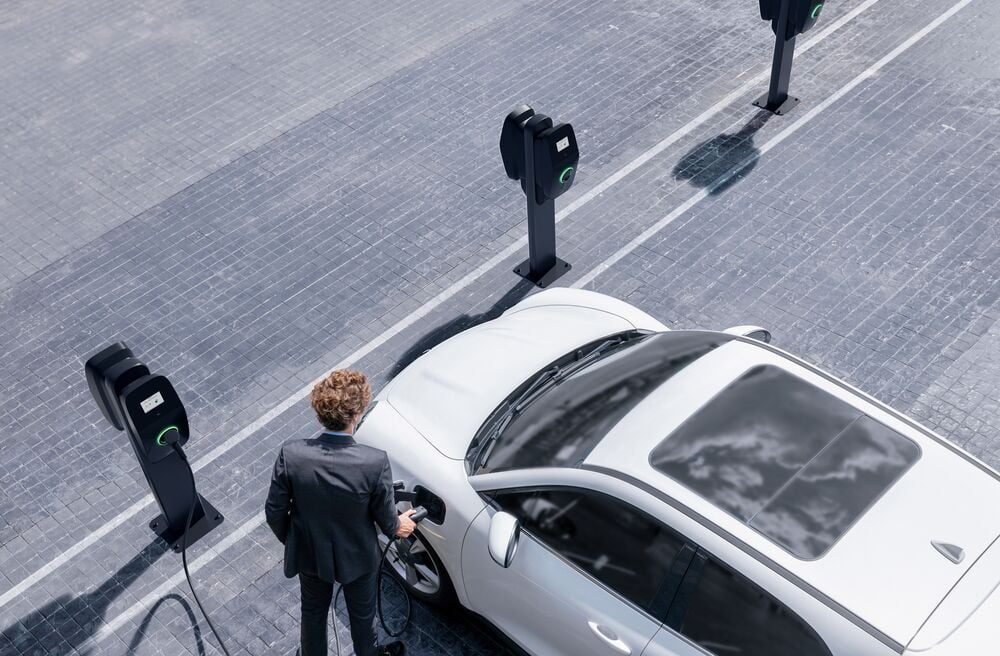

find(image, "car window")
[492,487,687,613]
[676,556,832,656]
[474,331,733,473]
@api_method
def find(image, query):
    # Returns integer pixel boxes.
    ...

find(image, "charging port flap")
[413,486,446,525]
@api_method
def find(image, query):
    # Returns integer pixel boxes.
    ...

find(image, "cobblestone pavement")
[2,0,999,653]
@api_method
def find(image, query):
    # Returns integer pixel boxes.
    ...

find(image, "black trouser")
[299,570,379,656]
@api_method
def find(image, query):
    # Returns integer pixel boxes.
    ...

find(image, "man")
[265,369,417,656]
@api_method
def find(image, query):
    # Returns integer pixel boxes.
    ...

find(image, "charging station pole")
[754,0,826,115]
[500,105,579,288]
[754,0,799,115]
[514,115,568,287]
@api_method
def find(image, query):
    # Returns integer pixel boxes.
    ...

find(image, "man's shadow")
[1,538,206,655]
[388,279,536,380]
[673,112,772,195]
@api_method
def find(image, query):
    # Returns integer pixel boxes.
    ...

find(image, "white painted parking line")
[70,1,974,645]
[572,0,974,291]
[78,512,265,653]
[557,0,885,220]
[0,0,886,614]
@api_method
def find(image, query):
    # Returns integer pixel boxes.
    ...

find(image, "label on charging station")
[140,391,165,414]
[556,137,570,152]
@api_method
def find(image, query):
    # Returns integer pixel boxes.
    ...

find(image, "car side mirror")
[724,325,772,344]
[488,511,521,568]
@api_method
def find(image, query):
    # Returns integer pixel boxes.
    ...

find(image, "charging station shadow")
[673,112,772,195]
[0,538,204,655]
[388,279,536,380]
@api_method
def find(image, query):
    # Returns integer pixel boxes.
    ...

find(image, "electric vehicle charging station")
[85,343,432,655]
[754,0,826,115]
[500,104,579,287]
[85,342,224,552]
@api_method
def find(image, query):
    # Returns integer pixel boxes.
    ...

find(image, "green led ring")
[810,3,823,18]
[156,425,179,446]
[559,166,574,184]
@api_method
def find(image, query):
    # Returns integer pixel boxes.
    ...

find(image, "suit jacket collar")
[318,431,356,446]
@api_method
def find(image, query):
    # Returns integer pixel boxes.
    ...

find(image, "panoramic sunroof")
[649,365,920,559]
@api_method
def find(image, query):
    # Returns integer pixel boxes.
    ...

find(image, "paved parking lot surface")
[2,0,998,653]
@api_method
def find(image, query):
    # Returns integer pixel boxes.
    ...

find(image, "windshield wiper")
[470,365,562,470]
[563,335,630,375]
[470,332,644,471]
[472,412,512,471]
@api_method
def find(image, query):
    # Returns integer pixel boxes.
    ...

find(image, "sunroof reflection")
[750,416,920,558]
[650,366,919,559]
[650,366,861,521]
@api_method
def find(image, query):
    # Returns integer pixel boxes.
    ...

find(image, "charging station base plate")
[753,92,799,116]
[514,257,571,288]
[149,495,225,553]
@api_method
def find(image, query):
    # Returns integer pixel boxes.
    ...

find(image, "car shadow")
[673,111,772,195]
[388,279,536,380]
[0,537,205,655]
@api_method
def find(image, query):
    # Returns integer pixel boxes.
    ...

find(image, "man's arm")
[264,446,292,544]
[370,455,405,538]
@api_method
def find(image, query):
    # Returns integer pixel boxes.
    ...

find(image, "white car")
[356,288,1000,656]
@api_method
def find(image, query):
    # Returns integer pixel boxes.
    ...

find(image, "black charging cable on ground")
[172,442,233,656]
[331,507,429,655]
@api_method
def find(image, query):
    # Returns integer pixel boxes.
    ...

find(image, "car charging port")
[413,485,446,525]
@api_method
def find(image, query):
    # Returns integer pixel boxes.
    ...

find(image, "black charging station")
[85,343,223,552]
[754,0,826,115]
[500,104,579,287]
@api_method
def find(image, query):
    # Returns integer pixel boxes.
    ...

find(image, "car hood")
[386,304,635,459]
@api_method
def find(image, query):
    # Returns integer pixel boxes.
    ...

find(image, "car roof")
[585,338,1000,647]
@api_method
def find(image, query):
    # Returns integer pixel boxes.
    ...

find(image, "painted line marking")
[573,0,973,289]
[0,0,886,614]
[78,512,265,652]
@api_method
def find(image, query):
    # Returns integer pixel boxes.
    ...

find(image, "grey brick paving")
[2,0,999,654]
[0,0,522,292]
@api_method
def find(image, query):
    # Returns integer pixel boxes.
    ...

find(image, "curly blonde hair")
[310,369,371,432]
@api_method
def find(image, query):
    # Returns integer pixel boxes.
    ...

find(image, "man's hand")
[395,509,417,538]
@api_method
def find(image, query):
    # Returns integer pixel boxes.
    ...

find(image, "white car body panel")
[501,287,669,332]
[354,399,483,608]
[386,303,643,460]
[354,288,1000,655]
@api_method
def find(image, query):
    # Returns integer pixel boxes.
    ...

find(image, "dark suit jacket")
[264,432,400,584]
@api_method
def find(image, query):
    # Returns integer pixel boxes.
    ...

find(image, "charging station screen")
[140,391,165,413]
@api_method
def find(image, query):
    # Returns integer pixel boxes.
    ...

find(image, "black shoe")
[377,641,406,656]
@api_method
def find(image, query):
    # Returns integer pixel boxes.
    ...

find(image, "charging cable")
[331,507,429,655]
[172,442,233,656]
[169,432,424,656]
[376,508,428,637]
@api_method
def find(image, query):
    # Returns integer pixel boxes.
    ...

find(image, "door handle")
[587,621,631,655]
